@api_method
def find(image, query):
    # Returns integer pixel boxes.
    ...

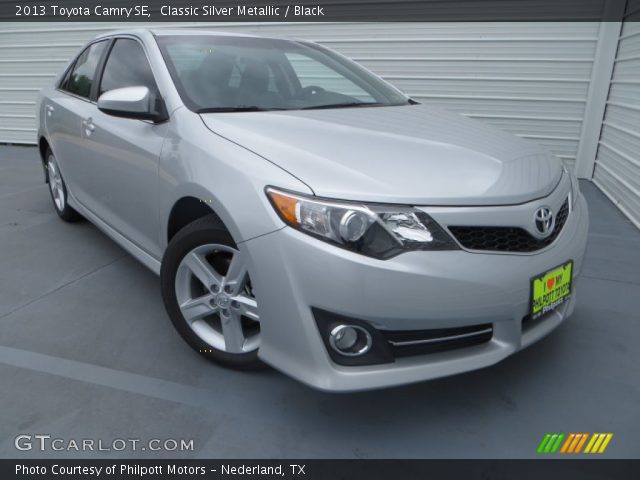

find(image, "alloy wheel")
[174,243,260,354]
[47,154,65,212]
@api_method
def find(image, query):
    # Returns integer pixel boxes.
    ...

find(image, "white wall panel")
[593,15,640,229]
[0,20,601,169]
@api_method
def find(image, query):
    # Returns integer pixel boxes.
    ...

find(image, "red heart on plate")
[547,278,555,289]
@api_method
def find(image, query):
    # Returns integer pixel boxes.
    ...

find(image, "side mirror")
[97,86,168,123]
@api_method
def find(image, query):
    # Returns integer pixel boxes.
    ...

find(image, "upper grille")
[448,198,570,253]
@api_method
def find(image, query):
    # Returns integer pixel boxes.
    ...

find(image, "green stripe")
[550,433,565,453]
[537,434,552,453]
[544,434,559,453]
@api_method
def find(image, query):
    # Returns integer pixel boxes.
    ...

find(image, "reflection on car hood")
[200,104,563,205]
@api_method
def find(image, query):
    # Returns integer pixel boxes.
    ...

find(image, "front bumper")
[242,194,589,392]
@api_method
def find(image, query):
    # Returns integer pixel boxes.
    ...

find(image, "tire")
[45,148,83,222]
[161,215,263,369]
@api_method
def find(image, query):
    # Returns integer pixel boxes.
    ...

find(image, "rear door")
[44,40,109,203]
[80,37,168,259]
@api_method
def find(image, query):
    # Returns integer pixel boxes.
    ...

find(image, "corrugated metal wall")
[0,21,601,170]
[593,10,640,228]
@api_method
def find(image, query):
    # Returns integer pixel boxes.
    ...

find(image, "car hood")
[200,104,562,205]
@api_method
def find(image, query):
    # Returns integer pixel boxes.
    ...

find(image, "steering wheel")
[295,85,326,99]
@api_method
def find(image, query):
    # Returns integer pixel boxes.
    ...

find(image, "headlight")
[266,187,458,259]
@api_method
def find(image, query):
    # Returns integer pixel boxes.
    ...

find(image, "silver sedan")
[37,29,588,391]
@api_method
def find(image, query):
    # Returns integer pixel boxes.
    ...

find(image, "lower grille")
[448,198,570,253]
[313,308,494,364]
[382,324,493,358]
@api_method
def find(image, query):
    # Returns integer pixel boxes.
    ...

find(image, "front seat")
[236,60,282,108]
[181,51,234,108]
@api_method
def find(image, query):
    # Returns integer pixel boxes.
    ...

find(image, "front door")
[80,37,168,259]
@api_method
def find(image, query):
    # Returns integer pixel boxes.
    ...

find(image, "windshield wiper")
[301,102,384,110]
[196,106,287,113]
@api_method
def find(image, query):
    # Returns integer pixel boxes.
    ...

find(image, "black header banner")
[3,459,640,480]
[2,0,639,22]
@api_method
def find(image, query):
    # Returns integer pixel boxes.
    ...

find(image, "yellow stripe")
[574,433,589,453]
[560,433,575,453]
[598,434,613,453]
[590,434,606,454]
[584,433,598,453]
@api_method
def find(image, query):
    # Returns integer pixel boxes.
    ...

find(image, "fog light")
[329,325,372,356]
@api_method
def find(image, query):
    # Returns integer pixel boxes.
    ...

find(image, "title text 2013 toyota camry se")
[37,29,588,391]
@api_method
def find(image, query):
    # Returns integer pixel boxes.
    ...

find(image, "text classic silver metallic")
[37,29,588,391]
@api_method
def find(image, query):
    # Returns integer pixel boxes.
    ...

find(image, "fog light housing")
[313,308,394,366]
[329,325,372,356]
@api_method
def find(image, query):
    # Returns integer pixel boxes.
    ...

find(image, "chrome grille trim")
[387,327,494,347]
[448,197,570,253]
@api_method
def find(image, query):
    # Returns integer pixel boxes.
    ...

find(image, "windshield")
[156,35,410,112]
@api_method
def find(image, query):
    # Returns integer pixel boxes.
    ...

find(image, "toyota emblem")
[534,206,555,237]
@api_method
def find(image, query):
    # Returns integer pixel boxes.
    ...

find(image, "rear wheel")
[161,215,262,369]
[46,149,82,222]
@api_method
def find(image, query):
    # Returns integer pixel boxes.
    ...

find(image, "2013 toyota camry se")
[37,29,588,391]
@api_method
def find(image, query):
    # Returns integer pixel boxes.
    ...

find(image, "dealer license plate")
[531,261,573,320]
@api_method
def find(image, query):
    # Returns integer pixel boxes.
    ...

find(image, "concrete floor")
[0,145,638,459]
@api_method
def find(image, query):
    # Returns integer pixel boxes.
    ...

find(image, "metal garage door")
[592,6,640,228]
[0,20,601,169]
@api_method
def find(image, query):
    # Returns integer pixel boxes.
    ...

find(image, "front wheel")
[45,149,83,222]
[160,215,262,369]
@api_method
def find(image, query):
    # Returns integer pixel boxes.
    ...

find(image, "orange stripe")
[560,433,575,453]
[567,434,582,453]
[574,433,589,453]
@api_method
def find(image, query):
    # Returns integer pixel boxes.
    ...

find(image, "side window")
[99,39,158,97]
[63,41,108,99]
[58,63,74,90]
[285,52,374,101]
[165,43,211,76]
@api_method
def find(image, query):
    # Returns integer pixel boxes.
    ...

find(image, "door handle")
[45,105,54,116]
[82,118,95,136]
